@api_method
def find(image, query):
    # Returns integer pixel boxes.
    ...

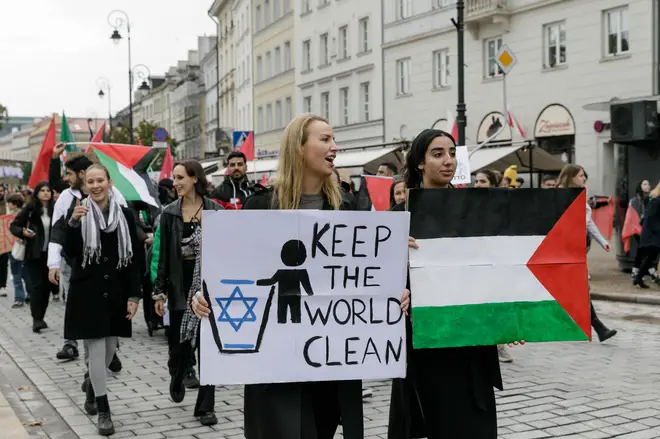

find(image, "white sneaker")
[0,288,7,297]
[362,388,373,398]
[498,345,513,363]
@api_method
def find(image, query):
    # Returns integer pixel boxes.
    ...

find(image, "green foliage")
[107,120,178,152]
[0,104,8,130]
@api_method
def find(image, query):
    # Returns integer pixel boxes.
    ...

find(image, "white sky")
[0,0,216,119]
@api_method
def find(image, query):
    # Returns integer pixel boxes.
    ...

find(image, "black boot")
[633,274,650,289]
[96,395,115,436]
[83,378,97,415]
[591,302,617,342]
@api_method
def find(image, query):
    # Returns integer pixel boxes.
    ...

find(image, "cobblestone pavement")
[1,292,660,438]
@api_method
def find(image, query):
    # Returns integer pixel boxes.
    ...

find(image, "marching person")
[389,178,406,210]
[633,182,660,289]
[190,114,410,439]
[557,164,617,342]
[630,180,655,282]
[63,164,141,436]
[10,182,55,332]
[387,129,506,439]
[151,160,222,426]
[210,151,253,209]
[7,193,27,308]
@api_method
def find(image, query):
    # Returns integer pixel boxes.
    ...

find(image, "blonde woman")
[633,182,660,289]
[557,164,617,342]
[191,114,410,439]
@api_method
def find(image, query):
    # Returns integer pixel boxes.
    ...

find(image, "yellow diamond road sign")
[496,45,517,74]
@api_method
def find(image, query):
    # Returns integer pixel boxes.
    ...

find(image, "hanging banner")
[200,210,410,385]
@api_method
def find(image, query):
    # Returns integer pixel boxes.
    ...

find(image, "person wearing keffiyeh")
[62,165,141,437]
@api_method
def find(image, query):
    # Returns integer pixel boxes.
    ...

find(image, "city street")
[1,292,660,439]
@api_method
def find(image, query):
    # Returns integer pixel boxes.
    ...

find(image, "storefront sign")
[534,104,575,138]
[476,112,512,143]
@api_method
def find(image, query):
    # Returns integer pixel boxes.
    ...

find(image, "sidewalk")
[0,391,29,439]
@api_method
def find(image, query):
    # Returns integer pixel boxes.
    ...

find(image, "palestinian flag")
[408,188,590,349]
[363,175,394,211]
[89,143,159,207]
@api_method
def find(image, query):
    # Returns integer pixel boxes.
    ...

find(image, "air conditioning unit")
[610,100,658,143]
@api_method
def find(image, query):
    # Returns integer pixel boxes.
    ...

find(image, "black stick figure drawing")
[257,239,314,324]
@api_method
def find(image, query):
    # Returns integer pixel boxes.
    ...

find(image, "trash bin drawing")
[204,279,274,354]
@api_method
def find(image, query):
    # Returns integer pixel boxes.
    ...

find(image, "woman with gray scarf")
[63,165,141,436]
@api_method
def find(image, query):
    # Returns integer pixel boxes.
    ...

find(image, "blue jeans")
[9,254,25,302]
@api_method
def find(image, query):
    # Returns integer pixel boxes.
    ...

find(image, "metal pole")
[128,22,134,145]
[468,73,508,158]
[108,85,113,136]
[456,0,466,146]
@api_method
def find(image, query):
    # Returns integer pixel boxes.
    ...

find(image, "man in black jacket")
[210,151,253,209]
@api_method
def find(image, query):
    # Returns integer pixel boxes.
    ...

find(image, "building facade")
[170,52,204,159]
[295,0,384,149]
[382,0,654,195]
[253,0,295,156]
[234,0,254,134]
[200,35,220,157]
[210,0,237,156]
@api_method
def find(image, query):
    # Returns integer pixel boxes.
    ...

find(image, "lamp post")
[107,9,135,144]
[96,77,113,137]
[132,64,152,96]
[455,0,466,146]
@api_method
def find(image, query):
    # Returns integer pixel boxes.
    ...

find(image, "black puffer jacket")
[10,204,53,262]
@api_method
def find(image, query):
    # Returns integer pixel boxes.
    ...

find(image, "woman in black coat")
[63,165,141,436]
[10,181,54,333]
[634,183,660,288]
[191,114,410,439]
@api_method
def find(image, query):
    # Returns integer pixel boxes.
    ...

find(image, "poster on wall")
[199,210,410,385]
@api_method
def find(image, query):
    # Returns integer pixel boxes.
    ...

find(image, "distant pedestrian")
[6,193,27,308]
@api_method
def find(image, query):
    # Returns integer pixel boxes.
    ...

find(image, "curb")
[592,292,660,306]
[0,391,30,439]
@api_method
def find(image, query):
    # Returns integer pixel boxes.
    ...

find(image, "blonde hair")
[273,114,342,210]
[557,164,584,188]
[650,183,660,199]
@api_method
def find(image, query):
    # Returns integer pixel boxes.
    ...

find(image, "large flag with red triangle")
[407,188,590,348]
[363,175,394,211]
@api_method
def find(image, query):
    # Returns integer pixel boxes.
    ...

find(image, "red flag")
[259,173,268,186]
[621,203,643,253]
[91,122,105,143]
[591,197,614,241]
[364,175,394,211]
[28,119,56,188]
[137,137,143,146]
[237,131,254,161]
[159,146,174,182]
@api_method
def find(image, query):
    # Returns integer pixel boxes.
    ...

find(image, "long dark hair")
[476,169,499,187]
[28,181,54,217]
[173,160,209,198]
[403,129,456,189]
[389,178,405,209]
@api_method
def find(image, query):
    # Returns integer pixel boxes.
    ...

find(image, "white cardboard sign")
[451,145,471,185]
[200,210,410,385]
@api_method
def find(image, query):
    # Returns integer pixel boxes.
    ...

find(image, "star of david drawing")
[215,286,258,332]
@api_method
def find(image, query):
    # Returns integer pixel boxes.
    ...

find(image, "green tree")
[0,104,8,130]
[107,120,178,156]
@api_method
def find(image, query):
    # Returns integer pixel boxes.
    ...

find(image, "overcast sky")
[0,0,216,120]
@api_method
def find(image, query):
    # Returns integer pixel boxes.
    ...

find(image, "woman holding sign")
[192,114,410,439]
[388,129,504,439]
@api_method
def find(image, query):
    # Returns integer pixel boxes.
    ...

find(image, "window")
[265,51,272,78]
[302,40,311,70]
[302,0,311,13]
[257,56,263,81]
[303,96,312,113]
[275,100,283,128]
[395,0,412,20]
[360,82,370,122]
[604,7,629,56]
[484,37,503,78]
[433,0,456,8]
[396,58,411,95]
[274,46,281,74]
[283,0,290,13]
[284,41,291,70]
[359,17,369,53]
[321,92,330,121]
[255,5,262,30]
[433,49,450,88]
[264,0,271,25]
[320,33,329,65]
[257,106,264,132]
[274,0,281,19]
[339,87,349,125]
[338,26,348,59]
[285,97,292,122]
[266,104,273,130]
[543,21,566,68]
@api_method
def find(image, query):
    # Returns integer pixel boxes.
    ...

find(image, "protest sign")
[200,210,410,385]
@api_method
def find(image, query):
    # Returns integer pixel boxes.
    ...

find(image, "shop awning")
[469,144,565,172]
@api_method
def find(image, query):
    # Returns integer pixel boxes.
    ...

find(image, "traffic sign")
[495,45,517,75]
[153,127,169,142]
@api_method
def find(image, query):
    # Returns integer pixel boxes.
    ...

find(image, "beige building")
[252,0,294,156]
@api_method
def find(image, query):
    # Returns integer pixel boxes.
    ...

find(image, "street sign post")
[495,45,517,75]
[153,127,169,142]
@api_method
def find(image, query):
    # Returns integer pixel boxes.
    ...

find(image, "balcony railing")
[466,0,507,17]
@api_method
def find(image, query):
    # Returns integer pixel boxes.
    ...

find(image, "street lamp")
[451,1,466,146]
[96,77,113,137]
[107,9,135,144]
[132,64,152,96]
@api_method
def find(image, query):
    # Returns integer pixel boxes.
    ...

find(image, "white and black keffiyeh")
[81,195,133,269]
[181,225,202,346]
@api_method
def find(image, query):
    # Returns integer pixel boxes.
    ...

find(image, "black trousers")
[24,256,50,321]
[637,246,660,280]
[0,252,9,289]
[168,309,215,416]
